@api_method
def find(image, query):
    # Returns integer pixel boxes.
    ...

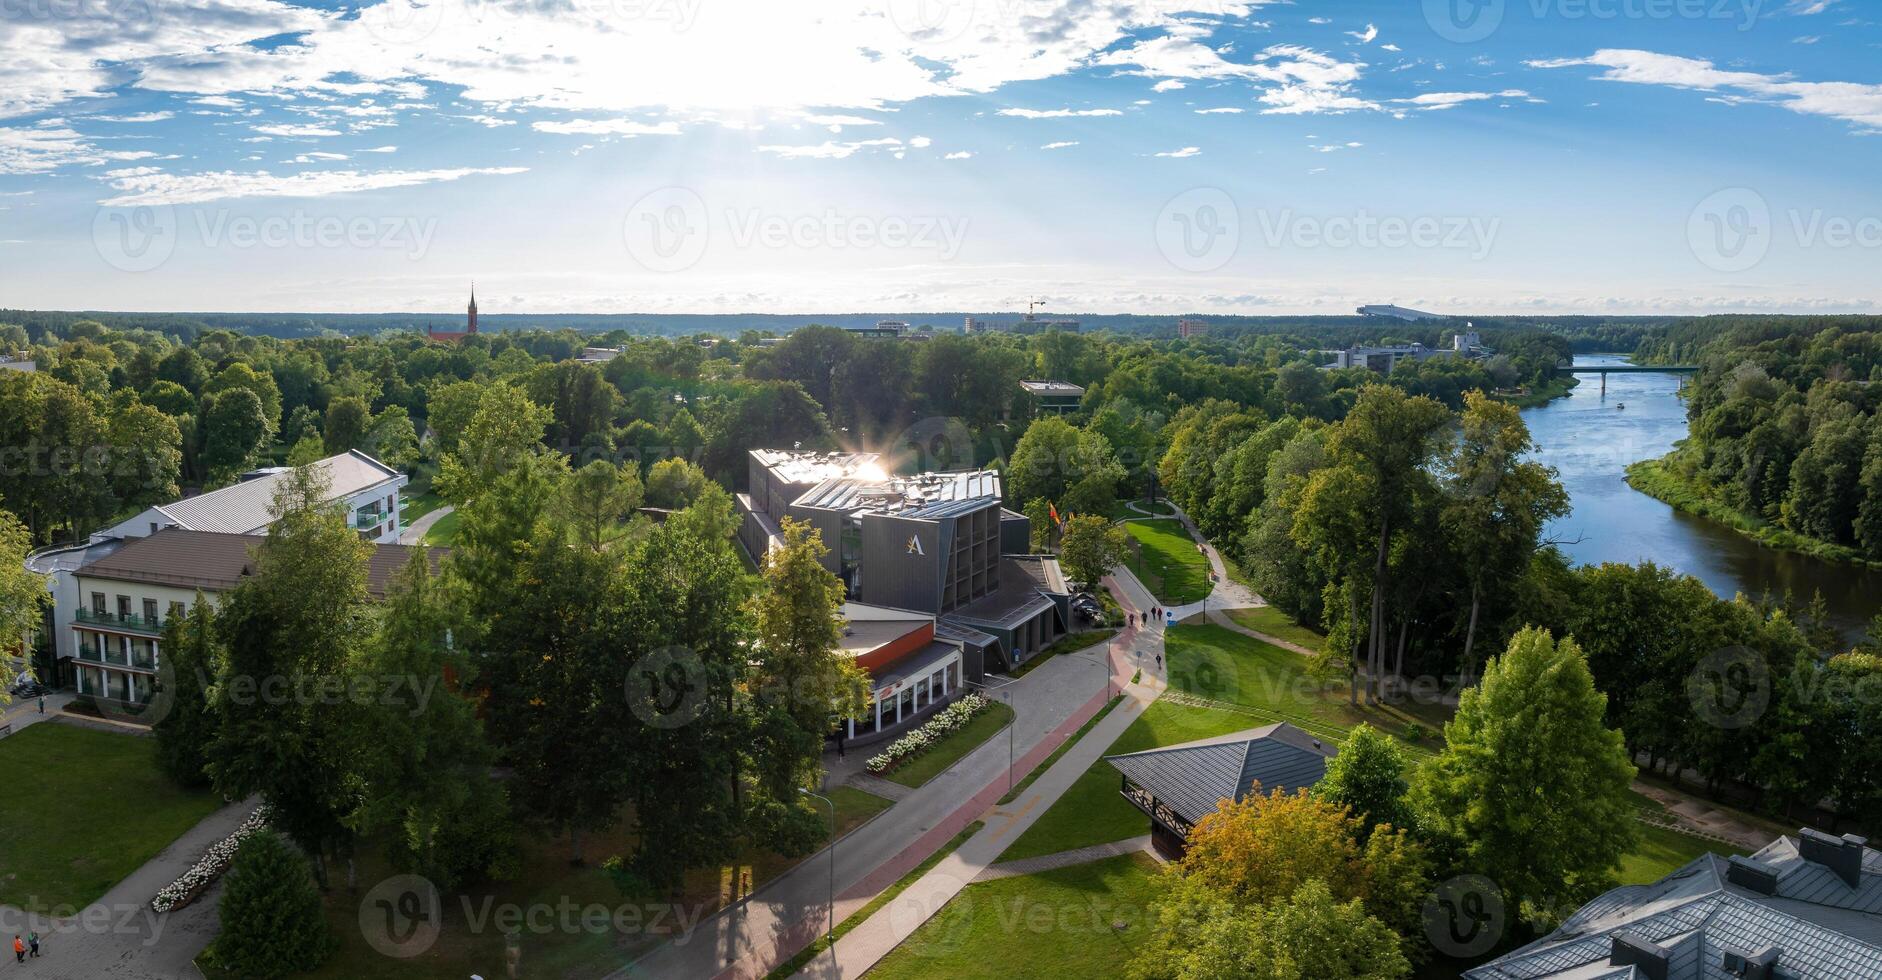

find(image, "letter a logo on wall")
[905,534,924,556]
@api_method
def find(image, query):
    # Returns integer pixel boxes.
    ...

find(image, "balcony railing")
[75,607,165,634]
[354,510,386,530]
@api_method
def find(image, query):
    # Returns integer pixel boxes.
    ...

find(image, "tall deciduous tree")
[206,466,375,886]
[1443,391,1568,679]
[200,387,270,479]
[1058,514,1129,588]
[0,510,50,696]
[748,519,869,806]
[1415,627,1637,924]
[152,594,217,786]
[1008,416,1126,515]
[1317,723,1414,841]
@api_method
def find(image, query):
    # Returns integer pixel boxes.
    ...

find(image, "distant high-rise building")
[964,316,985,333]
[1178,319,1209,339]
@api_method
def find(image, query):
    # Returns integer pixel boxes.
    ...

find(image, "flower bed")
[864,694,990,775]
[151,804,273,913]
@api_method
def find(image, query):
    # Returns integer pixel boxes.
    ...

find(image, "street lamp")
[798,788,836,967]
[962,678,1014,793]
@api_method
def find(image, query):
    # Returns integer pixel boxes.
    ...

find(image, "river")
[1521,354,1882,646]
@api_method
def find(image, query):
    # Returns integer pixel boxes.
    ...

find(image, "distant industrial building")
[1177,319,1209,339]
[735,450,1070,685]
[1356,304,1445,322]
[1466,829,1882,980]
[0,352,34,372]
[847,320,909,339]
[964,316,986,333]
[1330,343,1448,373]
[1017,380,1085,415]
[577,346,622,364]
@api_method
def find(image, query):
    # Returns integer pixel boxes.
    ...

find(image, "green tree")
[1007,416,1126,513]
[206,466,375,886]
[1058,514,1129,588]
[644,456,713,509]
[1317,724,1414,840]
[200,387,269,478]
[322,395,370,456]
[212,830,335,979]
[349,555,514,889]
[1415,627,1637,924]
[0,511,50,697]
[555,459,644,551]
[107,399,183,510]
[1443,391,1568,679]
[203,362,283,439]
[1023,496,1055,552]
[435,384,552,501]
[152,596,217,787]
[747,519,869,821]
[362,404,419,469]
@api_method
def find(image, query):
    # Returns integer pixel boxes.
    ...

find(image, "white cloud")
[756,138,904,159]
[997,108,1125,118]
[1397,89,1530,110]
[944,151,973,159]
[1347,24,1378,44]
[1153,79,1187,92]
[93,111,176,123]
[359,145,397,153]
[530,119,683,136]
[97,166,530,206]
[1041,141,1079,149]
[1380,43,1401,52]
[459,114,516,128]
[1530,49,1882,132]
[1786,0,1839,13]
[1314,141,1363,151]
[800,113,884,132]
[909,135,932,148]
[1155,145,1201,157]
[1195,107,1244,114]
[1098,39,1378,115]
[255,123,342,137]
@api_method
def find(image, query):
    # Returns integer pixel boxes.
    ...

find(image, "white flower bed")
[151,804,273,913]
[864,693,990,774]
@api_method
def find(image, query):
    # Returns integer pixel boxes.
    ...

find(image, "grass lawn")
[883,702,1016,789]
[400,491,446,524]
[421,508,461,546]
[0,722,222,911]
[763,820,983,980]
[1009,628,1117,679]
[1001,695,1124,805]
[1165,623,1452,745]
[869,853,1162,980]
[1225,606,1326,652]
[1122,518,1211,605]
[1620,823,1744,885]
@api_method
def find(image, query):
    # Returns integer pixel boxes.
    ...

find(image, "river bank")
[1624,456,1882,571]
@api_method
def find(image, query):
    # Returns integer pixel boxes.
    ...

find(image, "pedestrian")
[13,934,23,963]
[37,694,44,713]
[27,931,37,957]
[836,734,846,760]
[1156,653,1163,668]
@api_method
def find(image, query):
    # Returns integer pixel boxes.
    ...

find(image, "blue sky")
[2,0,1879,315]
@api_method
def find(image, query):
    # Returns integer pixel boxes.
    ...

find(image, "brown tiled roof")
[76,529,446,599]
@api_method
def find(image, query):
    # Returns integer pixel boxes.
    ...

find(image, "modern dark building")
[1466,829,1881,979]
[1017,380,1085,416]
[735,449,1070,673]
[1107,722,1338,860]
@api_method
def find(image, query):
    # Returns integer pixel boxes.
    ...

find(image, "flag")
[1047,502,1060,526]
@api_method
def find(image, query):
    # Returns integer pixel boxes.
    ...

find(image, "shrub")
[864,694,989,774]
[211,830,335,979]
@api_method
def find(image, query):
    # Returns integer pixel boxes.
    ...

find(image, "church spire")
[467,282,478,334]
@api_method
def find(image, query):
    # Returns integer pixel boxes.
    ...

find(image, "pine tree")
[213,830,335,979]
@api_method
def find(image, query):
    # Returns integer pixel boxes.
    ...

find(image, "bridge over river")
[1558,362,1698,394]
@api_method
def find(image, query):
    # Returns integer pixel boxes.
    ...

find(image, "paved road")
[791,567,1169,979]
[398,504,454,544]
[613,613,1139,980]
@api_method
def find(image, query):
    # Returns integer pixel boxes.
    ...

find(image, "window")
[91,592,105,615]
[117,595,131,618]
[143,599,158,623]
[149,522,158,534]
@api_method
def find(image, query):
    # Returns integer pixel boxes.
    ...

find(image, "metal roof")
[750,449,882,487]
[793,469,1002,520]
[75,529,446,599]
[1018,380,1085,396]
[1105,722,1337,827]
[1465,835,1882,980]
[154,451,401,535]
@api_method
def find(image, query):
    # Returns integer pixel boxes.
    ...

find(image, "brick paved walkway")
[970,836,1154,882]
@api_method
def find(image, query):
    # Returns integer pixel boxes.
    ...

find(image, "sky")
[2,0,1880,316]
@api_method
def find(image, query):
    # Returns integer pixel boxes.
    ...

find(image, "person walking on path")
[27,931,39,957]
[13,934,24,963]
